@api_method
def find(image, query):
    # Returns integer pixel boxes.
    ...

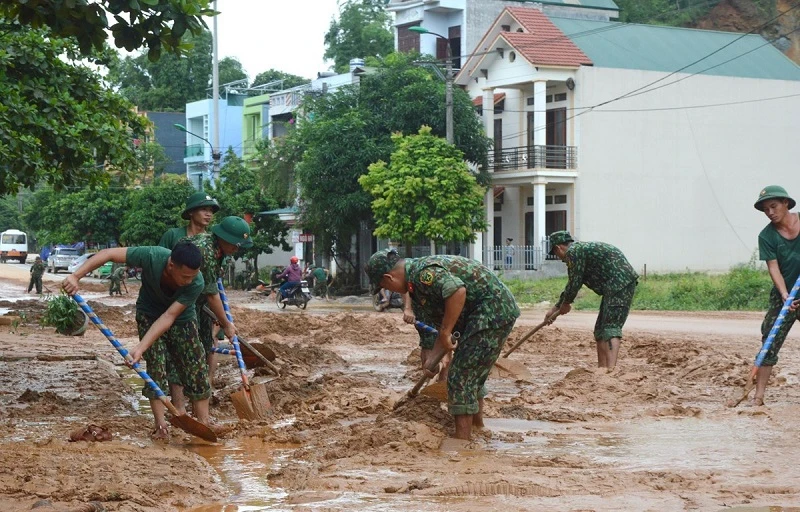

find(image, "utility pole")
[211,0,220,185]
[445,44,453,145]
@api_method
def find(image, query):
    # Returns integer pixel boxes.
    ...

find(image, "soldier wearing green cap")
[171,216,253,392]
[546,231,638,369]
[159,192,220,250]
[752,185,800,406]
[365,249,520,441]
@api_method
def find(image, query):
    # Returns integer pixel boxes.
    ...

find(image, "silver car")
[48,247,80,274]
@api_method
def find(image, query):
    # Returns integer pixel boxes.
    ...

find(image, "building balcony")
[184,144,204,158]
[488,145,577,172]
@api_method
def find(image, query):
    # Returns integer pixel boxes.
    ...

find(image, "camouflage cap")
[365,248,402,292]
[548,230,574,254]
[755,185,796,211]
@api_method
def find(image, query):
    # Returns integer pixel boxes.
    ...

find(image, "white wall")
[574,66,800,273]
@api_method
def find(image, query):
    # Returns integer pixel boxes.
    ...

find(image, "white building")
[455,6,800,272]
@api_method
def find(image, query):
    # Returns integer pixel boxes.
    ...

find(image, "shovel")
[394,321,459,408]
[71,294,217,442]
[728,276,800,407]
[216,279,272,421]
[202,304,280,374]
[493,312,560,380]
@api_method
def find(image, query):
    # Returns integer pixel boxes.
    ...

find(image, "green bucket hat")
[211,216,253,249]
[365,248,402,294]
[548,230,574,255]
[181,192,220,220]
[754,185,796,211]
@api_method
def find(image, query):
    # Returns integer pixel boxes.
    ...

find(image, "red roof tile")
[502,7,592,67]
[472,92,506,106]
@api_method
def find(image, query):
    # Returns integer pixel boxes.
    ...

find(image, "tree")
[134,140,171,184]
[119,176,194,246]
[360,126,486,252]
[324,0,394,73]
[212,149,291,272]
[0,24,151,195]
[218,56,248,89]
[0,196,21,233]
[251,69,310,90]
[105,30,213,111]
[0,0,216,60]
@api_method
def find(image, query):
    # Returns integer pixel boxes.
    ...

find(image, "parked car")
[67,253,93,274]
[91,262,114,279]
[48,247,80,274]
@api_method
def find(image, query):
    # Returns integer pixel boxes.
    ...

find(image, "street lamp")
[174,123,221,187]
[409,26,454,144]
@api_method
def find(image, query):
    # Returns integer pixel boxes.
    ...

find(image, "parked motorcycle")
[276,280,312,310]
[373,289,404,312]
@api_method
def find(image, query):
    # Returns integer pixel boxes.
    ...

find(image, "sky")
[214,0,343,82]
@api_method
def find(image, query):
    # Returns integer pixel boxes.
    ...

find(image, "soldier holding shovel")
[62,241,213,440]
[546,231,638,369]
[366,249,520,441]
[750,185,800,406]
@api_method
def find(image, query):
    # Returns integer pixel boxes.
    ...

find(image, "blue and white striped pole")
[216,278,251,391]
[754,275,800,368]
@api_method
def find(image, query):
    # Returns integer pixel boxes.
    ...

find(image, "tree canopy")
[251,69,309,90]
[360,126,486,248]
[119,176,195,246]
[105,30,213,111]
[324,0,394,73]
[0,23,151,195]
[0,0,215,60]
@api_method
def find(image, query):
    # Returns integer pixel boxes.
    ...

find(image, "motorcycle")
[276,280,312,310]
[373,289,404,312]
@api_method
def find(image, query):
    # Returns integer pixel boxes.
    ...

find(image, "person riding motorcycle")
[278,256,303,303]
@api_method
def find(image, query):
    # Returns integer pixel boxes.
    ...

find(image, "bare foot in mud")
[439,437,483,452]
[747,397,765,407]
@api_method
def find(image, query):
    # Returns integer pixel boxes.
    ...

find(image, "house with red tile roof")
[454,5,800,272]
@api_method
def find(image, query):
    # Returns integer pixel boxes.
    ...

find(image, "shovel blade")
[231,384,271,421]
[493,359,533,382]
[419,381,448,402]
[168,414,217,443]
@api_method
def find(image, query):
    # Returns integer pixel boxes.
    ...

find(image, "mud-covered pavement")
[2,263,800,511]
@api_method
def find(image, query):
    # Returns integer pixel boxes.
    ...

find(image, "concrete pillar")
[533,80,547,149]
[533,178,547,249]
[482,87,495,140]
[485,188,494,266]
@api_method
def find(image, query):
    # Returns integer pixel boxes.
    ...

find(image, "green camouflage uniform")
[109,265,124,295]
[312,267,329,297]
[159,226,189,250]
[178,233,224,356]
[28,260,44,294]
[125,246,208,400]
[406,255,520,416]
[555,241,638,342]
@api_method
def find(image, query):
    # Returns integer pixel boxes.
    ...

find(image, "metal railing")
[484,244,545,271]
[488,145,577,171]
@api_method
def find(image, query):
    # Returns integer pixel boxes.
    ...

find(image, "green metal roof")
[257,207,298,216]
[550,17,800,81]
[512,0,618,11]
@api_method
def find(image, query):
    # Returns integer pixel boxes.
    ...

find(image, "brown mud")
[1,263,800,510]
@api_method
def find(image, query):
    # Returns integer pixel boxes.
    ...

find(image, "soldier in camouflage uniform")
[177,216,252,388]
[751,185,800,406]
[108,264,125,296]
[159,192,220,250]
[28,256,45,294]
[62,241,210,440]
[546,231,638,369]
[366,249,520,441]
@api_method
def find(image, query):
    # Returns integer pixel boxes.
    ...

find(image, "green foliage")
[0,24,151,195]
[360,126,487,248]
[212,149,291,266]
[504,266,773,311]
[254,138,301,206]
[614,0,717,25]
[0,0,215,60]
[134,140,171,184]
[119,175,194,246]
[42,293,84,335]
[105,30,213,111]
[251,69,310,89]
[218,56,248,89]
[0,196,21,232]
[324,0,394,73]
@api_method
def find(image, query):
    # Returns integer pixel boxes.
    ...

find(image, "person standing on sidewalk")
[546,231,638,369]
[751,185,800,406]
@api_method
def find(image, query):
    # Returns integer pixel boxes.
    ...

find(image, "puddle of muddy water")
[485,416,776,471]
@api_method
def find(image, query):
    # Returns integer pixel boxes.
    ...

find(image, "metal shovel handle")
[408,321,459,397]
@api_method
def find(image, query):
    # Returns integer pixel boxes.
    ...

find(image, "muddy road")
[1,262,799,511]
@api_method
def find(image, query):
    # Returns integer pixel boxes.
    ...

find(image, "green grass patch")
[503,264,774,311]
